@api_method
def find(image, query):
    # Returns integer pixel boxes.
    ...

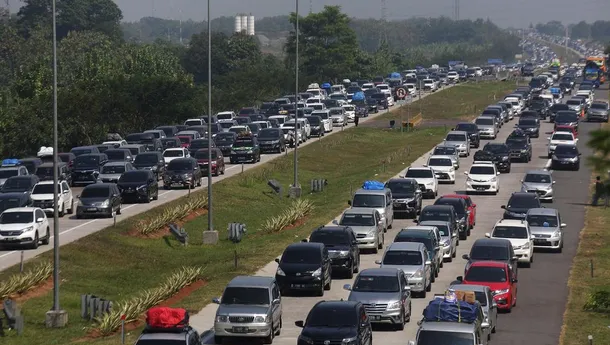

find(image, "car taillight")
[211,161,217,166]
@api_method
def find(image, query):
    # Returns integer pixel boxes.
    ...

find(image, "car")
[547,131,578,158]
[98,161,135,183]
[550,144,581,170]
[194,148,225,176]
[230,135,261,164]
[307,226,360,278]
[455,261,518,312]
[501,192,541,220]
[162,158,203,189]
[162,148,190,165]
[554,111,580,132]
[71,153,108,186]
[440,194,477,230]
[384,178,423,218]
[486,219,534,267]
[565,98,585,117]
[497,101,516,120]
[133,152,165,180]
[475,116,497,139]
[1,175,40,194]
[159,137,181,150]
[117,170,159,203]
[554,125,578,138]
[0,207,50,249]
[425,155,456,184]
[212,276,282,345]
[549,103,570,122]
[155,125,179,138]
[465,162,500,195]
[30,181,74,217]
[417,204,459,240]
[505,133,532,163]
[76,183,122,219]
[482,143,511,173]
[257,128,286,153]
[433,196,470,237]
[431,145,460,169]
[419,220,457,261]
[329,107,347,127]
[0,193,32,213]
[586,101,609,122]
[343,268,412,330]
[0,161,29,189]
[520,170,554,202]
[333,208,384,253]
[34,161,72,185]
[515,117,539,138]
[401,167,438,199]
[443,131,470,157]
[188,138,216,157]
[447,284,498,335]
[274,242,332,296]
[349,187,394,230]
[214,132,238,156]
[462,238,518,278]
[70,145,100,157]
[526,208,565,252]
[375,242,432,298]
[395,226,443,273]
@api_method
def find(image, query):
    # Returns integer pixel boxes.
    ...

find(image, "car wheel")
[396,310,405,330]
[144,192,151,204]
[378,235,383,249]
[68,200,74,214]
[425,279,431,292]
[324,277,331,291]
[430,270,436,283]
[31,232,39,249]
[153,191,159,200]
[214,336,224,344]
[42,228,50,245]
[116,205,122,215]
[347,262,354,279]
[59,204,65,217]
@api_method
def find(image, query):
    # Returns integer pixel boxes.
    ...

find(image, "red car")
[441,194,477,228]
[553,125,578,138]
[177,136,191,148]
[457,261,518,312]
[194,148,225,176]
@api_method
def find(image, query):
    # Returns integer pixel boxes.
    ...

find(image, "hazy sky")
[9,0,610,28]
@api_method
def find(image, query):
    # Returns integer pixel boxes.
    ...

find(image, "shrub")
[583,290,610,312]
[0,262,53,300]
[95,266,204,335]
[135,194,208,235]
[259,198,315,234]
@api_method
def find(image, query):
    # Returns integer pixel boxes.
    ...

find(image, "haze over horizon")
[8,0,610,28]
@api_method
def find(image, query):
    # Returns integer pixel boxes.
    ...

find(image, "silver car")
[344,268,412,330]
[375,242,432,298]
[212,276,282,344]
[475,116,497,139]
[98,161,134,183]
[520,169,554,202]
[526,208,565,252]
[419,220,457,262]
[329,107,347,126]
[447,284,497,339]
[333,207,384,253]
[443,131,470,157]
[431,145,460,169]
[586,101,609,122]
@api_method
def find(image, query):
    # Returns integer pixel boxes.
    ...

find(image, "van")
[348,188,394,231]
[122,145,146,157]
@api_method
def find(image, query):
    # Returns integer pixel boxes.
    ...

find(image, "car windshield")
[71,148,93,156]
[281,248,321,264]
[194,150,218,159]
[551,104,569,111]
[555,145,578,155]
[519,119,536,126]
[80,187,110,198]
[340,214,375,226]
[258,129,281,139]
[446,134,465,141]
[475,118,494,125]
[385,181,416,195]
[0,211,33,224]
[178,136,191,144]
[134,154,158,165]
[419,210,451,222]
[32,184,58,194]
[455,123,477,131]
[0,197,23,212]
[219,122,234,129]
[215,133,236,142]
[309,231,349,245]
[163,150,184,158]
[353,275,399,292]
[492,226,529,239]
[552,133,574,141]
[119,171,149,183]
[101,165,126,174]
[433,146,456,155]
[485,145,508,154]
[465,266,508,283]
[106,151,128,160]
[74,156,99,167]
[428,158,452,166]
[352,194,385,208]
[307,117,321,125]
[508,195,539,208]
[527,214,559,227]
[524,173,551,183]
[469,166,495,175]
[184,120,201,126]
[234,140,255,148]
[556,113,578,122]
[221,287,270,305]
[470,245,509,260]
[566,100,581,106]
[306,306,358,327]
[591,103,608,110]
[432,224,450,236]
[3,178,33,190]
[405,169,432,178]
[382,250,423,265]
[217,113,233,120]
[506,138,527,147]
[0,169,19,179]
[167,161,192,171]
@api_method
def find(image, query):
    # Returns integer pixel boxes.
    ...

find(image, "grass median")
[0,81,513,345]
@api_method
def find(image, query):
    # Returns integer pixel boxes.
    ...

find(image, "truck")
[584,60,604,87]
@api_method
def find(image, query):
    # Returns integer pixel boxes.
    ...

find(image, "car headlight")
[552,155,559,160]
[342,336,358,345]
[254,316,267,323]
[442,239,451,246]
[568,156,577,162]
[136,184,147,190]
[412,269,423,278]
[100,200,109,207]
[493,288,510,296]
[299,335,313,345]
[387,301,401,310]
[231,150,237,155]
[337,250,349,257]
[426,182,434,186]
[216,315,228,322]
[552,230,561,238]
[276,267,286,276]
[312,268,322,277]
[247,150,254,154]
[501,156,509,161]
[367,229,376,237]
[22,226,34,233]
[490,177,497,182]
[521,149,528,152]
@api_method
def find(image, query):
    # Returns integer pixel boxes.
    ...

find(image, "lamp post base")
[289,185,302,198]
[45,310,68,328]
[203,230,219,244]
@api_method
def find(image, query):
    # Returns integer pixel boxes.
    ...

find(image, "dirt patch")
[127,208,208,239]
[0,276,54,305]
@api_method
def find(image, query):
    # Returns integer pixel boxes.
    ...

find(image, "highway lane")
[191,86,601,345]
[0,88,447,272]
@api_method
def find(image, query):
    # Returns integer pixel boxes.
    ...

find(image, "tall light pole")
[291,0,301,198]
[45,0,68,327]
[206,0,213,233]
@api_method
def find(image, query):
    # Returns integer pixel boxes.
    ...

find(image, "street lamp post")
[290,0,302,198]
[45,0,68,328]
[206,0,213,233]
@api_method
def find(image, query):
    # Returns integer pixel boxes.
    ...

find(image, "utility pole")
[206,0,214,237]
[379,0,388,47]
[179,9,183,45]
[565,26,569,63]
[309,0,312,14]
[290,0,302,198]
[453,0,460,21]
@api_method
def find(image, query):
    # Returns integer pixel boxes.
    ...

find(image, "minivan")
[349,188,394,231]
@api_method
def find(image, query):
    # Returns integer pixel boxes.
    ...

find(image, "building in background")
[234,13,255,36]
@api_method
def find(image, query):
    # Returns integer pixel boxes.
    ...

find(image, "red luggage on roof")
[146,307,189,329]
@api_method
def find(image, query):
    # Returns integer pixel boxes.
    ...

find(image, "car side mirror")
[512,278,518,283]
[343,284,352,291]
[295,320,304,328]
[547,137,550,140]
[331,219,339,225]
[463,171,468,175]
[579,153,582,156]
[63,189,69,194]
[456,276,463,282]
[561,223,567,228]
[484,233,491,238]
[425,260,432,266]
[481,322,490,329]
[408,341,415,345]
[212,297,221,304]
[375,260,382,265]
[530,235,536,240]
[462,254,469,260]
[552,181,556,184]
[76,194,80,199]
[501,205,506,209]
[472,203,476,207]
[274,258,280,264]
[272,298,281,305]
[36,218,44,223]
[512,256,519,261]
[497,171,501,175]
[492,300,498,308]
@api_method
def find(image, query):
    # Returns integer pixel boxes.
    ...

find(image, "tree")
[535,21,565,36]
[587,129,610,173]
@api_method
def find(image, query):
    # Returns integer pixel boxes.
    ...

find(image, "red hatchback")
[457,261,518,312]
[441,194,477,228]
[554,125,578,138]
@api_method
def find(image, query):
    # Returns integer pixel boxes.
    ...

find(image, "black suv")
[385,178,423,218]
[214,132,237,156]
[454,122,480,148]
[258,128,286,153]
[417,205,461,238]
[295,301,372,345]
[118,170,159,203]
[528,100,549,120]
[549,103,570,122]
[434,197,470,238]
[133,152,165,180]
[1,175,39,194]
[163,158,203,189]
[482,142,511,173]
[501,192,541,220]
[505,134,532,162]
[307,226,360,278]
[516,117,539,138]
[274,242,332,296]
[230,136,261,164]
[35,162,72,185]
[71,153,108,185]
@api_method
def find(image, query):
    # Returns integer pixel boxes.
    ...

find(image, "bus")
[585,56,607,84]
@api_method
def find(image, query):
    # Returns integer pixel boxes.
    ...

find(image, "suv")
[274,242,332,296]
[526,208,565,252]
[501,192,541,220]
[333,208,384,253]
[474,116,497,139]
[257,128,286,153]
[344,268,412,330]
[307,226,360,278]
[486,219,534,267]
[71,153,108,185]
[434,197,470,237]
[212,276,282,345]
[520,169,554,201]
[505,133,532,162]
[482,143,511,173]
[163,158,202,189]
[443,131,470,157]
[0,163,29,188]
[76,183,122,219]
[376,242,432,298]
[349,187,394,231]
[426,156,456,184]
[453,122,480,148]
[31,181,74,217]
[385,178,423,218]
[394,227,442,277]
[401,167,438,199]
[462,238,518,277]
[465,162,500,195]
[230,136,261,164]
[516,117,540,138]
[117,170,159,203]
[295,301,372,345]
[0,207,50,249]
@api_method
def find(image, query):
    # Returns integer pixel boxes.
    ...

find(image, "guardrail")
[403,113,423,128]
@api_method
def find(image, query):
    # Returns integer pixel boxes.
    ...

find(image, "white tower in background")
[234,15,242,33]
[247,15,255,36]
[240,15,248,34]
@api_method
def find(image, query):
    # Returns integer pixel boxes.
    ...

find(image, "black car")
[550,144,581,170]
[307,226,360,278]
[234,117,251,125]
[462,238,518,277]
[257,128,286,153]
[0,192,32,213]
[528,101,548,120]
[76,183,122,219]
[364,98,379,113]
[117,170,159,203]
[417,205,460,237]
[162,158,202,189]
[214,132,238,156]
[384,178,423,218]
[454,122,480,148]
[105,149,134,163]
[58,152,77,171]
[230,136,261,164]
[305,116,325,138]
[188,138,216,156]
[160,137,181,150]
[482,143,511,173]
[505,135,531,163]
[70,146,100,157]
[295,301,372,345]
[369,93,389,109]
[433,198,470,239]
[156,125,179,138]
[549,103,570,122]
[274,242,332,296]
[133,152,165,180]
[96,144,113,153]
[35,162,72,185]
[528,78,544,93]
[516,117,539,138]
[1,175,39,194]
[554,111,579,131]
[501,192,541,220]
[70,153,108,186]
[473,150,496,163]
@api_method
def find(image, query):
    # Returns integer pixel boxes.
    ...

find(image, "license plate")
[476,187,486,190]
[87,207,97,211]
[3,237,16,241]
[232,327,249,333]
[370,315,381,321]
[534,239,547,244]
[561,161,570,164]
[291,284,305,288]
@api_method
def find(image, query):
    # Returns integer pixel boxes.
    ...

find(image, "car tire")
[59,204,65,217]
[153,191,159,201]
[347,263,354,279]
[68,200,74,214]
[378,236,383,250]
[430,270,436,283]
[214,336,224,344]
[459,232,467,240]
[42,228,50,245]
[425,280,432,292]
[31,232,39,250]
[397,310,405,331]
[117,205,122,215]
[373,239,379,254]
[144,192,151,204]
[324,277,331,291]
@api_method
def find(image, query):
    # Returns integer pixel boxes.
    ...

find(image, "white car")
[547,132,578,157]
[162,148,190,165]
[31,181,74,217]
[306,97,323,105]
[486,219,534,267]
[216,111,237,122]
[342,104,356,122]
[504,97,524,114]
[102,140,127,148]
[329,108,347,127]
[311,110,333,132]
[465,162,500,195]
[575,90,593,106]
[404,84,417,96]
[377,84,392,96]
[425,155,456,184]
[422,79,438,92]
[401,166,438,199]
[361,83,375,91]
[0,207,50,249]
[447,71,459,83]
[308,102,326,111]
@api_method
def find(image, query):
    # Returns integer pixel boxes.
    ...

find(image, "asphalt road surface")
[0,88,449,272]
[191,85,606,345]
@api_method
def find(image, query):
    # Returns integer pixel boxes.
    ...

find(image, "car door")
[271,283,282,326]
[348,229,359,263]
[322,247,331,282]
[35,209,47,232]
[486,288,497,329]
[111,185,121,209]
[422,248,431,281]
[400,272,410,309]
[358,306,372,345]
[61,181,72,209]
[385,190,394,225]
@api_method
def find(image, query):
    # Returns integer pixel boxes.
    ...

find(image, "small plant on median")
[583,290,610,313]
[0,262,53,300]
[136,194,208,235]
[260,198,315,234]
[95,266,204,335]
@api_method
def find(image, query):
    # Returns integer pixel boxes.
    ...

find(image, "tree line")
[535,20,610,44]
[0,0,520,157]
